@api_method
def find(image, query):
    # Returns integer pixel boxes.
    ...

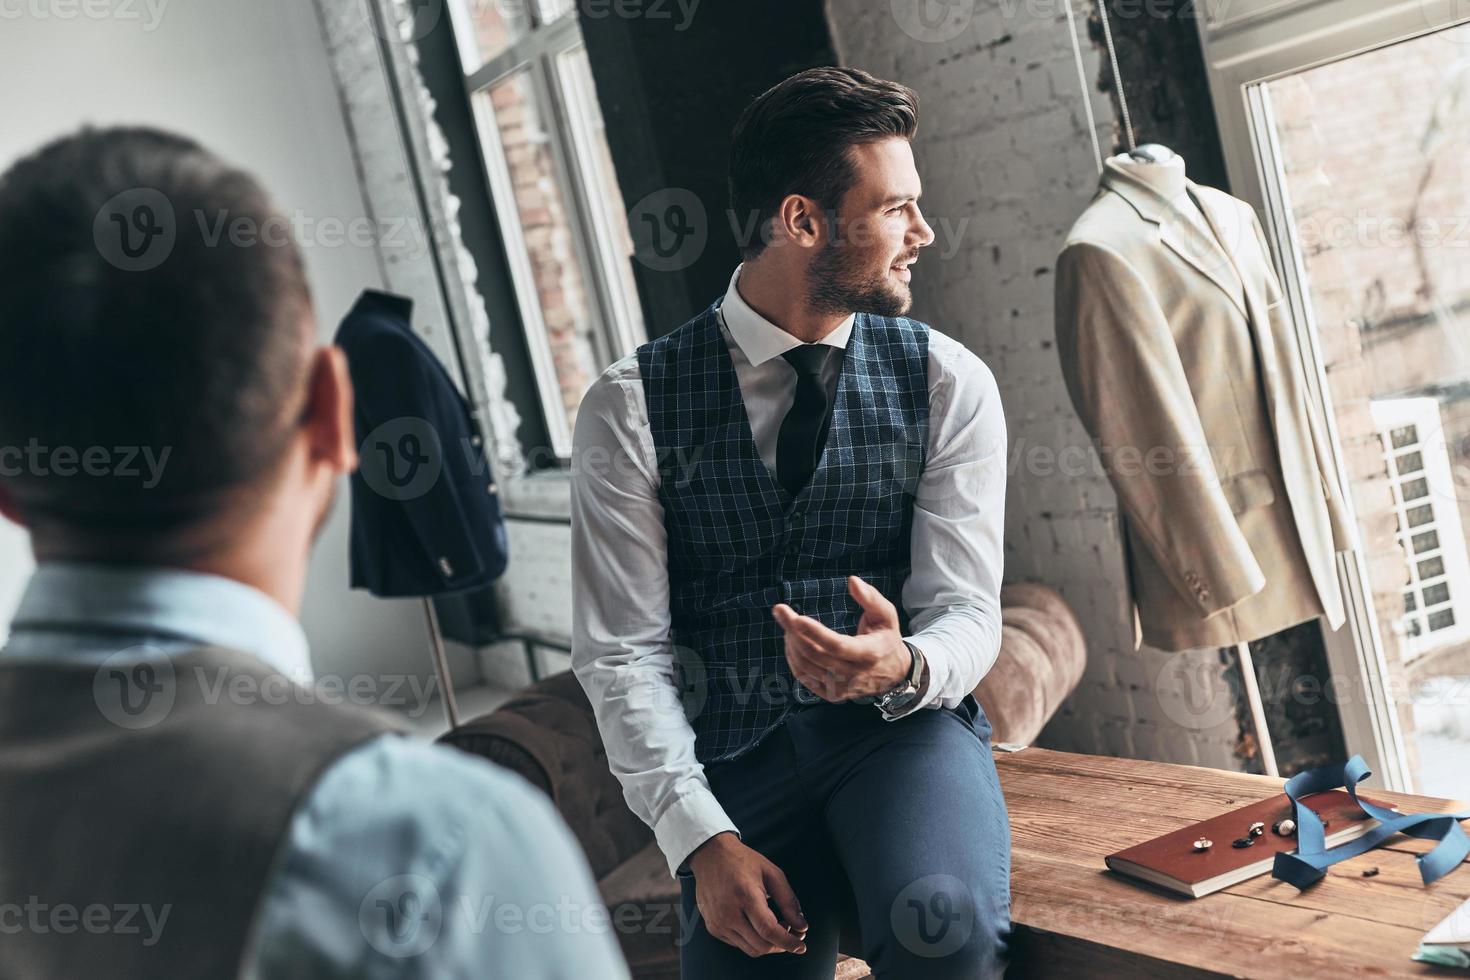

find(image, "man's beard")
[806,235,913,318]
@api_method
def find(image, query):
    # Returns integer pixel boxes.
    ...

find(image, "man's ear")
[303,346,358,476]
[777,193,829,249]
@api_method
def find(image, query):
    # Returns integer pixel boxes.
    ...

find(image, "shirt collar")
[719,264,855,367]
[6,562,312,679]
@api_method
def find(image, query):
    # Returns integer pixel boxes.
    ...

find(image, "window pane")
[481,72,599,437]
[1262,24,1470,797]
[455,0,531,70]
[536,0,575,22]
[557,45,646,354]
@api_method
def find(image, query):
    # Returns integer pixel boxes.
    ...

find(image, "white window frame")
[1194,0,1470,791]
[446,0,646,462]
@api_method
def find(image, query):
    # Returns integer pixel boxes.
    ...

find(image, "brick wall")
[823,0,1253,768]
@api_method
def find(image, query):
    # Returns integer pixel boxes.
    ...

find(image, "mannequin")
[1108,148,1245,306]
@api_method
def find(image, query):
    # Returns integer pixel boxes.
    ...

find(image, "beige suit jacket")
[1054,159,1356,652]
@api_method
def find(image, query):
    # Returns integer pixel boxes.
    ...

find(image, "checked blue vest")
[637,298,930,764]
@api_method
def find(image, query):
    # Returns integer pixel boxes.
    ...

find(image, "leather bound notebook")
[1105,789,1396,897]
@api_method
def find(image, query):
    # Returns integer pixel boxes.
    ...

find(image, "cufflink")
[1248,821,1265,838]
[1273,818,1297,836]
[1193,838,1212,851]
[1231,837,1255,848]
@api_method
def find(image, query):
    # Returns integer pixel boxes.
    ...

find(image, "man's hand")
[771,575,912,702]
[686,832,809,958]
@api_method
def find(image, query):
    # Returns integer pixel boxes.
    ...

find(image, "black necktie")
[776,345,834,496]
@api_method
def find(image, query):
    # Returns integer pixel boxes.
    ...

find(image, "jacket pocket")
[1222,468,1275,515]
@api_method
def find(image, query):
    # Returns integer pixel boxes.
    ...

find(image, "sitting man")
[0,126,628,979]
[571,67,1011,978]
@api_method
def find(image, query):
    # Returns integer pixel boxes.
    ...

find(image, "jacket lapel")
[1102,163,1250,319]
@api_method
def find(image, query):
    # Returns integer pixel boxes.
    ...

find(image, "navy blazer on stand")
[335,290,508,598]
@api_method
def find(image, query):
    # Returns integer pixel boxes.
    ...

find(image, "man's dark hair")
[0,126,313,533]
[728,67,919,260]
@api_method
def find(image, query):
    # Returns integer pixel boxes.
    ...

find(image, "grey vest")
[0,647,400,979]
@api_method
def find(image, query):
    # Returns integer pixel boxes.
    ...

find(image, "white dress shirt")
[570,265,1008,878]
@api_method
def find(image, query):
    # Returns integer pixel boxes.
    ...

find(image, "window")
[448,0,646,458]
[1197,0,1470,797]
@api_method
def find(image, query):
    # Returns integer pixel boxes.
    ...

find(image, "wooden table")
[997,748,1470,978]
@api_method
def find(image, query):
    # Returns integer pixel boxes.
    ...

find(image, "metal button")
[438,557,454,577]
[487,482,498,495]
[471,434,482,447]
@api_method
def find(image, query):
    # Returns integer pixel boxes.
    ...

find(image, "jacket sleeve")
[1250,211,1357,553]
[1054,239,1266,616]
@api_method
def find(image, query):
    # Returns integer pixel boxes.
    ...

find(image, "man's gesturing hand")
[686,832,809,958]
[771,575,912,702]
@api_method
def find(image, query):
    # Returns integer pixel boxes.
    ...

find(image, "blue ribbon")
[1271,754,1470,888]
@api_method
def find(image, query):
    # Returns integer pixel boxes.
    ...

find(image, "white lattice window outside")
[1369,397,1470,660]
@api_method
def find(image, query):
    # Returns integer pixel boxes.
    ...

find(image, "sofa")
[439,582,1086,979]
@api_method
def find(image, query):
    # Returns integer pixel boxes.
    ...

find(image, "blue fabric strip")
[1271,755,1470,888]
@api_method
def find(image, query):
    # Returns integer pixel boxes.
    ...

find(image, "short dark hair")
[0,126,313,532]
[728,67,919,260]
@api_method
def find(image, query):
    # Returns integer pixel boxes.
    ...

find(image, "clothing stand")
[422,598,461,731]
[1062,0,1282,776]
[1234,641,1279,776]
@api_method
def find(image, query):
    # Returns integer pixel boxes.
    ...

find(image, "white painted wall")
[0,0,434,686]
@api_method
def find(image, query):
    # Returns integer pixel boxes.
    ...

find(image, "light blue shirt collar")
[4,561,312,679]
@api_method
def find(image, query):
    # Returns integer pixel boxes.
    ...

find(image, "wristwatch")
[874,640,925,716]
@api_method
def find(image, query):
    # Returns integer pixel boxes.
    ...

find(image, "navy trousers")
[677,693,1012,979]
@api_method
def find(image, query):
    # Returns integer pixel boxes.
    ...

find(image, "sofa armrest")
[437,670,653,880]
[973,583,1086,745]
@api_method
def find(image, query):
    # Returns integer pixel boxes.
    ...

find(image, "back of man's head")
[0,126,315,553]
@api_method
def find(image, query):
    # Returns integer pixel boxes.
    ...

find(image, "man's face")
[808,138,935,317]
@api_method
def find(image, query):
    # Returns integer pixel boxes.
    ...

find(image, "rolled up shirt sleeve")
[569,359,739,878]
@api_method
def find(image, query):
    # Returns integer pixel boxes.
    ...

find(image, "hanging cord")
[1096,0,1137,151]
[1063,0,1138,171]
[1062,0,1104,172]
